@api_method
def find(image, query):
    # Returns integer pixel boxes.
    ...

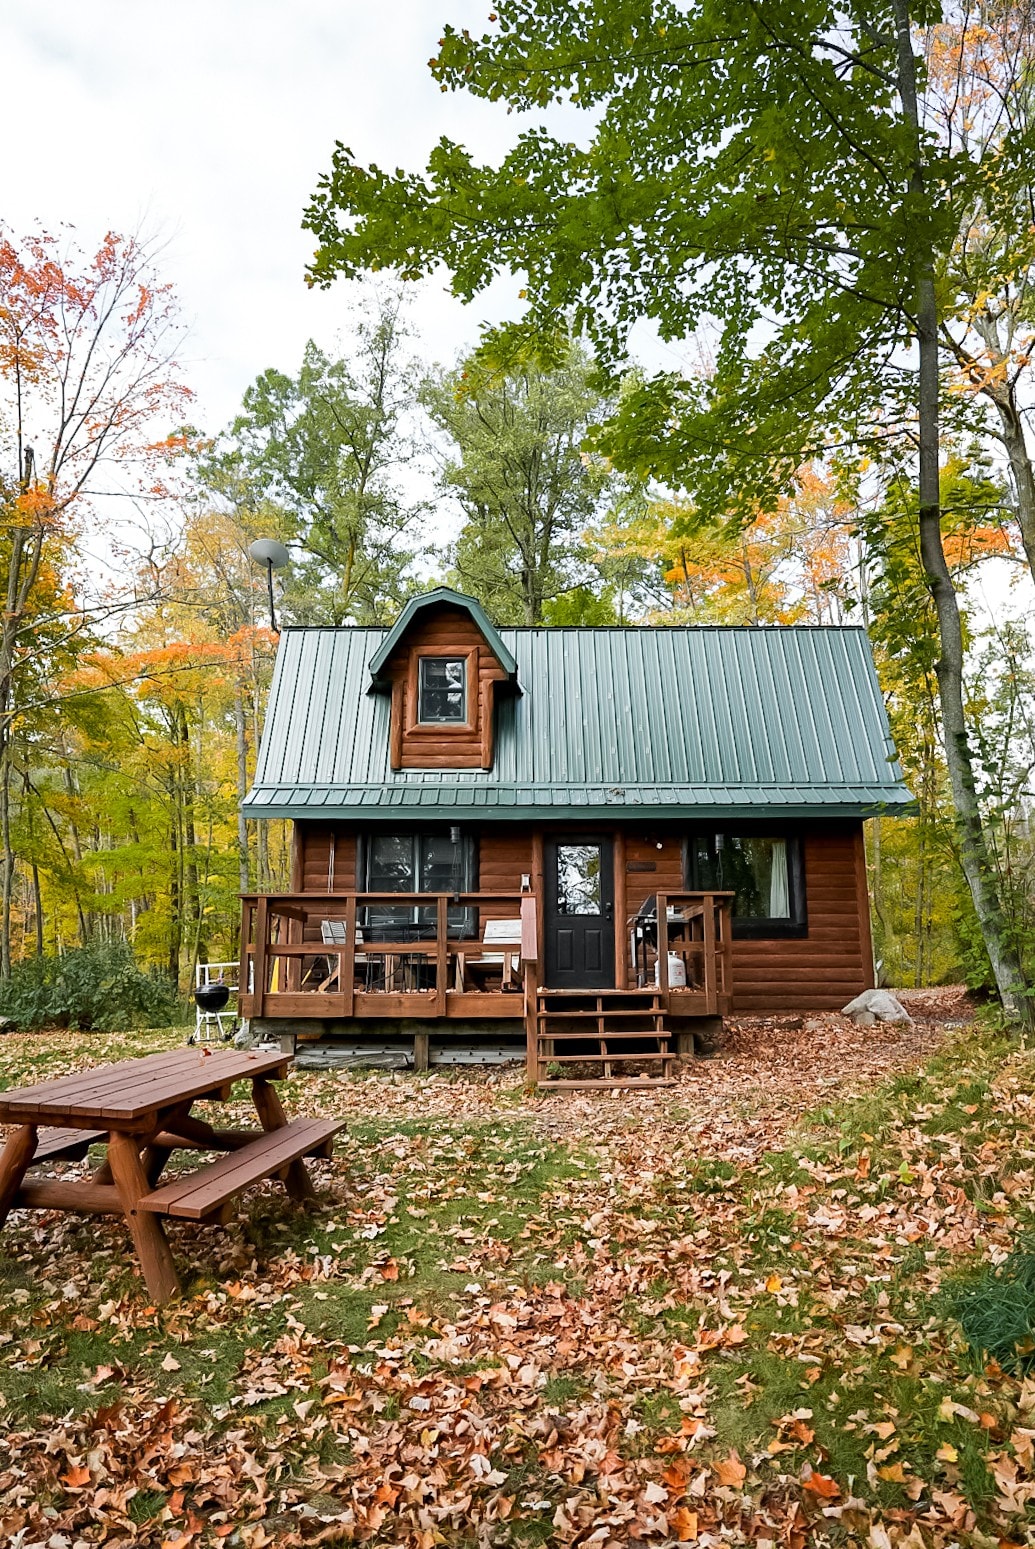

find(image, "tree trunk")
[180,706,201,966]
[31,861,43,956]
[987,384,1035,584]
[893,0,1031,1025]
[0,741,12,977]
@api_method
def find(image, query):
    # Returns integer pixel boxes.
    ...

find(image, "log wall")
[382,606,509,770]
[294,819,873,1012]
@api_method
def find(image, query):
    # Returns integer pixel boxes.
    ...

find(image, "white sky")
[1,0,527,435]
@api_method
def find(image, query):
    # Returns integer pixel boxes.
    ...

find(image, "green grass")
[2,1019,1034,1547]
[944,1236,1035,1373]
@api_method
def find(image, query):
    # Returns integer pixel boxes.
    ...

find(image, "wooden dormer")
[367,589,519,770]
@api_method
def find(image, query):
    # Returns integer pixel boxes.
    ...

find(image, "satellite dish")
[248,538,290,569]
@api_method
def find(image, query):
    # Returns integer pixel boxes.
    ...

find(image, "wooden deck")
[239,889,733,1032]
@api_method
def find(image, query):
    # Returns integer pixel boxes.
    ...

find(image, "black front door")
[544,837,615,989]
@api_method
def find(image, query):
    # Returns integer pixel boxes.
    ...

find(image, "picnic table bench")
[0,1048,342,1303]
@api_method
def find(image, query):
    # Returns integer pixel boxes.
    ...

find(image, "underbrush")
[0,942,182,1031]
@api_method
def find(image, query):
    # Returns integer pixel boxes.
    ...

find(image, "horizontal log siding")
[293,820,873,1011]
[624,824,873,1012]
[476,827,534,908]
[385,608,507,770]
[297,824,357,940]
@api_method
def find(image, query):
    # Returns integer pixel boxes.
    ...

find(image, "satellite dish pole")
[247,539,291,633]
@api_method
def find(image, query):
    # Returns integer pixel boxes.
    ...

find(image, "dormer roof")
[367,586,519,690]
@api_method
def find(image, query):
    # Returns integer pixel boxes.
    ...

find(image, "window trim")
[358,828,479,940]
[683,830,807,939]
[404,646,479,738]
[417,655,468,725]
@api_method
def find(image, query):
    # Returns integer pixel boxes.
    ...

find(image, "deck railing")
[624,891,735,1005]
[239,888,731,1022]
[239,891,535,1021]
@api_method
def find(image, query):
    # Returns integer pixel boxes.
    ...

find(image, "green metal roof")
[366,586,518,685]
[244,622,912,821]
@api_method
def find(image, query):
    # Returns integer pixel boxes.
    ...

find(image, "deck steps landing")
[533,989,675,1090]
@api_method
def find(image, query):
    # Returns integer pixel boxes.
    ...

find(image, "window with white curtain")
[686,833,805,936]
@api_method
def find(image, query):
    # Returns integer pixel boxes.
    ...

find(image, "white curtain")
[768,838,790,917]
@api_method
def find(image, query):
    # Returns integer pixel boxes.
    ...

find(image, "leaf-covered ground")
[1,993,1034,1548]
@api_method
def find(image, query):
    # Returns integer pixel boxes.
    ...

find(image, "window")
[418,657,466,723]
[362,831,475,938]
[555,844,603,915]
[685,833,806,937]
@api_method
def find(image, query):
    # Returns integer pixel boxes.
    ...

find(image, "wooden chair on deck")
[455,918,523,992]
[302,919,362,993]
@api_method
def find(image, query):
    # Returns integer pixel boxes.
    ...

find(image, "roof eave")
[242,792,916,823]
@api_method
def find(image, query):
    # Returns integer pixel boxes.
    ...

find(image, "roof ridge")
[277,622,871,634]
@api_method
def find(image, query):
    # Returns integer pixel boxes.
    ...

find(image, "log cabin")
[240,587,911,1087]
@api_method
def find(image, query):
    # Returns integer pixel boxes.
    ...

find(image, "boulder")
[841,989,914,1027]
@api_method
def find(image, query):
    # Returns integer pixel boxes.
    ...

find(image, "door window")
[555,844,602,915]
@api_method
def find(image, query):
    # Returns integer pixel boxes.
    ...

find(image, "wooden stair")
[532,989,676,1090]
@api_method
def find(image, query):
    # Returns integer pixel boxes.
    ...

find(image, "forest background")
[3,5,1035,1022]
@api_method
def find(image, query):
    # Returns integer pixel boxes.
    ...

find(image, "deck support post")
[413,1030,430,1072]
[524,960,538,1082]
[703,893,717,1012]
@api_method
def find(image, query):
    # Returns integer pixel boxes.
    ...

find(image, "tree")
[926,5,1035,586]
[860,459,1013,987]
[206,292,427,625]
[304,1,1035,1022]
[423,340,617,623]
[0,227,189,975]
[589,466,858,624]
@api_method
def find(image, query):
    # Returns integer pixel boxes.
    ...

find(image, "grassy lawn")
[0,1008,1034,1546]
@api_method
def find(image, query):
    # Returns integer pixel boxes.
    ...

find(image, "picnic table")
[0,1048,342,1303]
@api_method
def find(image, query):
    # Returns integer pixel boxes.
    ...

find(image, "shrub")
[945,1237,1035,1372]
[0,942,182,1032]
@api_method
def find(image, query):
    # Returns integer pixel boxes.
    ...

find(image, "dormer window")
[418,657,466,723]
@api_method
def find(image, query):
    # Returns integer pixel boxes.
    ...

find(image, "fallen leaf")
[713,1452,747,1486]
[802,1470,841,1499]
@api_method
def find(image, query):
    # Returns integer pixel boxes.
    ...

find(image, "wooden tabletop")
[0,1048,290,1128]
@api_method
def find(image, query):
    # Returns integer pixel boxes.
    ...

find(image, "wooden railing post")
[524,958,538,1082]
[657,894,669,996]
[253,896,269,1019]
[703,892,717,1011]
[613,830,627,988]
[343,894,357,1018]
[721,897,734,998]
[436,895,448,1017]
[240,900,254,1014]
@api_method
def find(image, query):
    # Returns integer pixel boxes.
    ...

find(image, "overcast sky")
[1,0,527,435]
